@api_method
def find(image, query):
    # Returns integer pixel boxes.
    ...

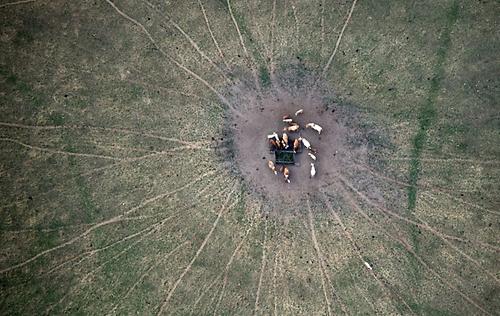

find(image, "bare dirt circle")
[221,69,387,207]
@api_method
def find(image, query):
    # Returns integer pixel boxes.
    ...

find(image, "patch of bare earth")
[221,73,384,211]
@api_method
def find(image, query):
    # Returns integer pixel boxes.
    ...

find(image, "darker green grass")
[217,0,270,88]
[0,66,45,108]
[408,302,460,316]
[13,29,34,45]
[232,186,247,224]
[62,137,101,222]
[74,174,101,222]
[259,65,271,88]
[48,112,65,126]
[405,0,459,283]
[130,84,144,99]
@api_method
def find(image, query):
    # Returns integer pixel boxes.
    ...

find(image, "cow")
[283,118,293,123]
[267,160,278,175]
[283,123,300,132]
[294,109,303,116]
[305,123,322,135]
[363,261,373,270]
[293,138,301,153]
[308,152,317,160]
[269,139,279,150]
[283,166,290,183]
[282,133,289,149]
[310,163,316,178]
[267,132,279,141]
[278,138,284,149]
[299,137,311,149]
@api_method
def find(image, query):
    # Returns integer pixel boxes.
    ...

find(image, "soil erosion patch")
[224,76,385,207]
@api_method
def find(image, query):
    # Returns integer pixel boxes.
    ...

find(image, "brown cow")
[283,166,290,183]
[282,133,289,149]
[293,138,300,153]
[269,139,279,150]
[283,123,300,132]
[267,160,278,175]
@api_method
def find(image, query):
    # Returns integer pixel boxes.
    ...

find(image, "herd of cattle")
[266,109,323,183]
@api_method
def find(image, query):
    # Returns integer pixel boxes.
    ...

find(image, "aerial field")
[0,0,498,315]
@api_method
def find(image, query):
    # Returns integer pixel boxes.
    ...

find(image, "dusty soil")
[225,76,369,206]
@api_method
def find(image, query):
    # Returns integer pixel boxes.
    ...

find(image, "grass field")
[0,0,499,315]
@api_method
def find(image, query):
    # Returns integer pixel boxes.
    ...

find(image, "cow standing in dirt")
[283,166,290,183]
[267,160,278,175]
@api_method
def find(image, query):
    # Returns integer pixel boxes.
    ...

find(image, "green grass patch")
[217,0,270,87]
[405,0,459,285]
[408,302,459,316]
[259,65,270,88]
[0,66,45,108]
[48,112,65,126]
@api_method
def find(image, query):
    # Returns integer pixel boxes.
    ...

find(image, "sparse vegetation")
[0,0,498,315]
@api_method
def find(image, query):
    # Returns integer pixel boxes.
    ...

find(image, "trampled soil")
[224,77,373,206]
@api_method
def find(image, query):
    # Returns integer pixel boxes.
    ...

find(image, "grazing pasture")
[0,0,498,314]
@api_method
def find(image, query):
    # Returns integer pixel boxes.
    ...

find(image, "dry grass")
[0,0,498,314]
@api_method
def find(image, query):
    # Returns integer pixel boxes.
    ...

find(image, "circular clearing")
[224,74,385,207]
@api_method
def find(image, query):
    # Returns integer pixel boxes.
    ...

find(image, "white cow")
[310,163,316,178]
[299,137,311,149]
[267,132,279,141]
[282,115,293,123]
[306,123,323,135]
[363,261,373,270]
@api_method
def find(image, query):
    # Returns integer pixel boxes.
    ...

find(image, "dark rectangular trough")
[269,136,302,165]
[275,150,295,165]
